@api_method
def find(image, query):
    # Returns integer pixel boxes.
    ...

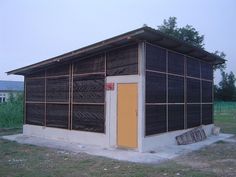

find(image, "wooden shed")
[8,27,225,152]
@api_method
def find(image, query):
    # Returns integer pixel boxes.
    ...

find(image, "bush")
[0,92,23,128]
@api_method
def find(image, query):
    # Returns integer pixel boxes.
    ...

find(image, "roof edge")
[7,26,226,75]
[7,27,146,75]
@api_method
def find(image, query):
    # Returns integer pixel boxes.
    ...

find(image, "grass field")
[0,93,23,128]
[0,102,236,177]
[214,102,236,134]
[0,137,219,177]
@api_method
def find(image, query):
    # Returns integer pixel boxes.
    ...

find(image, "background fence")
[214,101,236,114]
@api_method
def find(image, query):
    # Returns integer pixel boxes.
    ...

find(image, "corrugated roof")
[7,26,225,75]
[0,81,24,91]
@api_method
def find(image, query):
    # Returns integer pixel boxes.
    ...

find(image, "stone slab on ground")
[2,133,233,164]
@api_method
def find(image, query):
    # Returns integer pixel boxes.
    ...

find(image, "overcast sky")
[0,0,235,83]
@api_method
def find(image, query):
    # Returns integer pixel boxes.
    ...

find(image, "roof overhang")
[7,27,225,75]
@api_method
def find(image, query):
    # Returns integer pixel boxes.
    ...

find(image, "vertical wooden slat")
[24,76,26,124]
[184,56,187,129]
[104,52,107,77]
[68,63,71,130]
[200,62,202,125]
[143,42,147,136]
[166,50,168,132]
[44,70,47,127]
[138,43,141,76]
[71,63,74,130]
[212,65,214,124]
[104,52,106,133]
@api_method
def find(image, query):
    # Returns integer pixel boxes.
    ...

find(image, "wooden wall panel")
[145,42,213,136]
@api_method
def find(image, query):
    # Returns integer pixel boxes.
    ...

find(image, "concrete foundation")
[3,132,233,164]
[23,124,214,152]
[23,124,109,147]
[141,124,214,152]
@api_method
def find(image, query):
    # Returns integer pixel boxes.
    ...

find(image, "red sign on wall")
[105,83,115,90]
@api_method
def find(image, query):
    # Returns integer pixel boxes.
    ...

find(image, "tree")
[213,51,226,72]
[158,17,226,71]
[158,17,204,49]
[158,17,179,38]
[215,71,236,101]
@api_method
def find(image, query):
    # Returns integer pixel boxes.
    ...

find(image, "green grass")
[0,93,23,128]
[0,134,216,177]
[214,101,236,113]
[214,101,236,134]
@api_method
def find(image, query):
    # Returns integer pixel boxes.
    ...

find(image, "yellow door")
[117,83,138,149]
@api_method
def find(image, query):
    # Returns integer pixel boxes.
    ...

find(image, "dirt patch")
[215,159,236,163]
[0,128,22,136]
[174,141,236,177]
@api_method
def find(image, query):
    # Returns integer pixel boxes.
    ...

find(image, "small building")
[7,27,225,152]
[0,80,24,103]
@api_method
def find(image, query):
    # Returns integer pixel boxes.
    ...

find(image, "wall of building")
[104,42,145,151]
[23,40,215,152]
[144,42,213,137]
[0,91,22,103]
[23,73,143,148]
[23,42,142,149]
[0,92,7,103]
[24,43,139,133]
[105,75,142,149]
